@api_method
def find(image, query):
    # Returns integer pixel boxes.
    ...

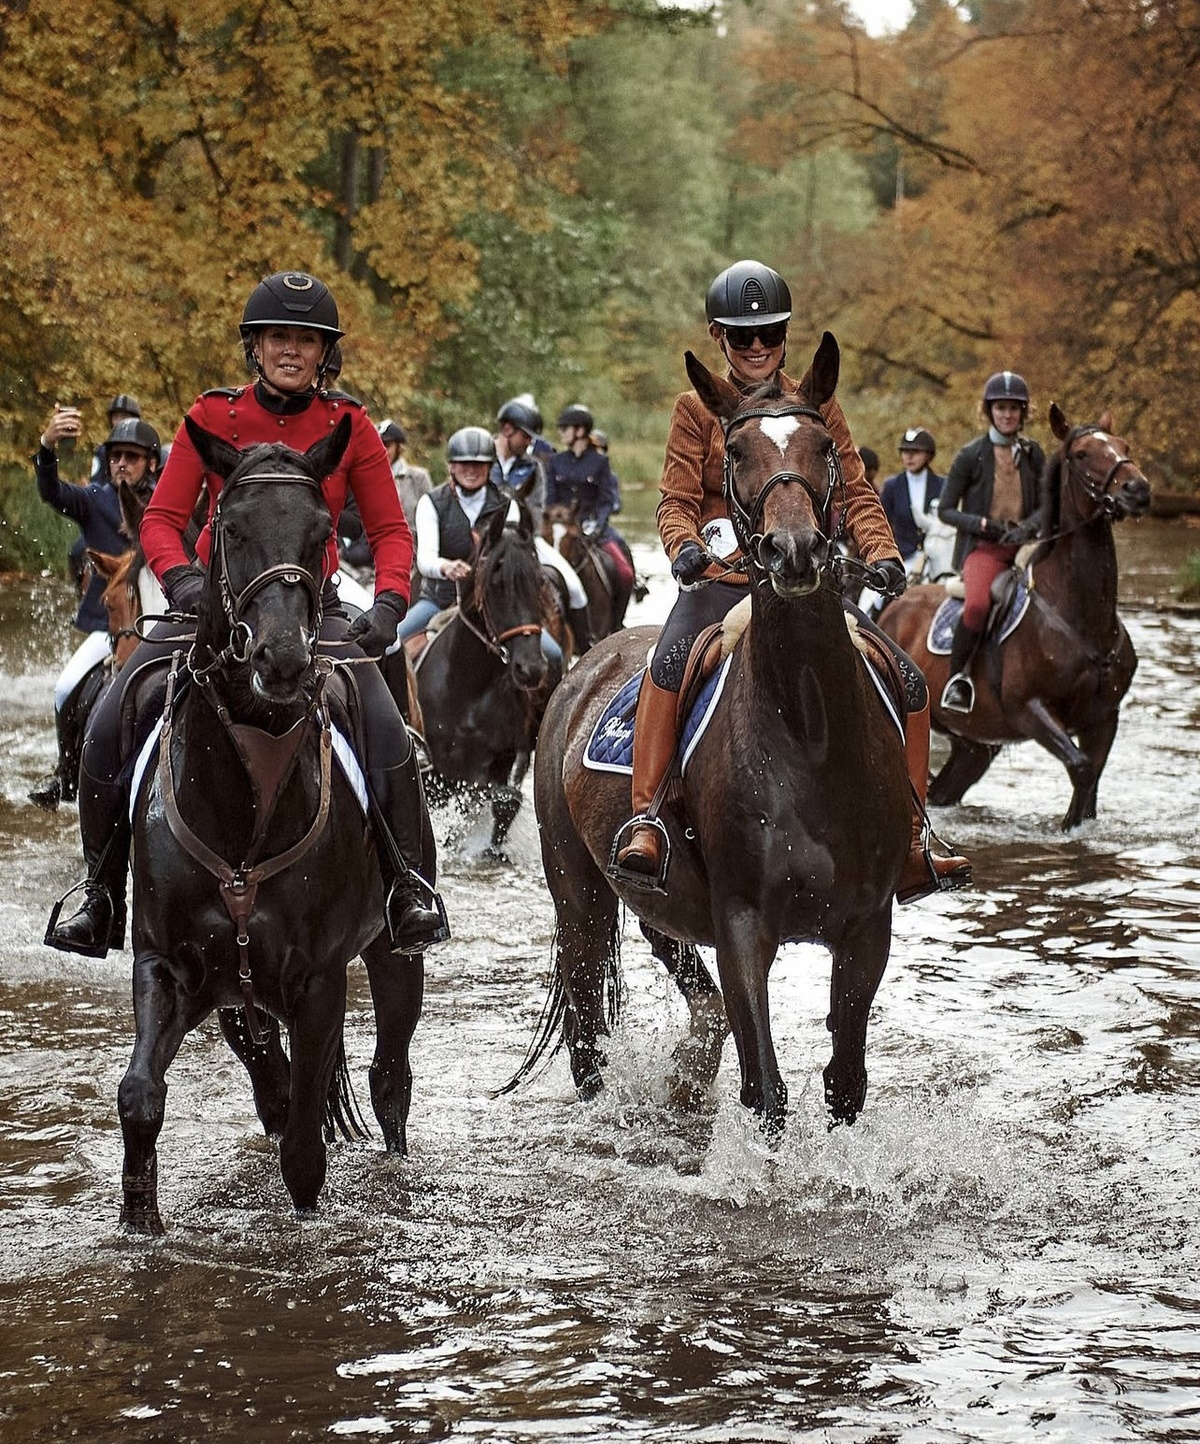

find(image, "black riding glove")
[671,541,709,585]
[346,590,407,658]
[864,558,907,597]
[163,564,206,615]
[980,518,1007,543]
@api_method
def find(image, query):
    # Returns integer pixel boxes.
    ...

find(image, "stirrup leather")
[607,815,671,894]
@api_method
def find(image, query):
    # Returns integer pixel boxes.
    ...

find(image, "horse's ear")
[304,414,353,480]
[1049,403,1070,441]
[1096,409,1113,433]
[685,350,741,421]
[480,502,508,551]
[86,547,122,580]
[184,415,244,479]
[806,331,840,408]
[116,480,146,540]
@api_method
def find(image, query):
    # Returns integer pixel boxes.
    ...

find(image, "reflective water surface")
[1,520,1198,1443]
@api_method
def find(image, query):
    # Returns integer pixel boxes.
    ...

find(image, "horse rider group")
[41,256,1052,961]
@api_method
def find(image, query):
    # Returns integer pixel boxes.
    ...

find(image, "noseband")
[721,404,844,564]
[208,471,328,665]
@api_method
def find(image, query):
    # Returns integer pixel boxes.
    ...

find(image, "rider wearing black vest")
[420,480,509,611]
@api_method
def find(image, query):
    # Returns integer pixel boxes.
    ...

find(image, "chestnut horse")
[881,404,1150,830]
[543,501,624,643]
[525,337,911,1135]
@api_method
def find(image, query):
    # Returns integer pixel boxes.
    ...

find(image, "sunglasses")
[108,448,148,464]
[722,321,788,351]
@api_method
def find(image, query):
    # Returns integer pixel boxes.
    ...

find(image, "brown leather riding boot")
[896,698,973,904]
[613,675,681,880]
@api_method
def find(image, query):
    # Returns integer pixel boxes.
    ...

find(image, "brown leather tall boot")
[612,674,681,880]
[896,698,973,903]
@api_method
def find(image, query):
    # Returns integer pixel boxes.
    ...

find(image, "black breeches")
[80,600,410,787]
[649,581,747,692]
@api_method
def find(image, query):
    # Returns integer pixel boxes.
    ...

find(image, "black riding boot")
[45,775,130,958]
[567,605,594,655]
[941,623,982,714]
[370,747,449,956]
[29,705,83,812]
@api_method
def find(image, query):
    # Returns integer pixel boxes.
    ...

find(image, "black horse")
[414,495,561,856]
[118,418,421,1232]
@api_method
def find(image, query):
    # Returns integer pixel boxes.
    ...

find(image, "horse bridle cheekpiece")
[721,404,844,564]
[1064,426,1136,519]
[209,469,327,664]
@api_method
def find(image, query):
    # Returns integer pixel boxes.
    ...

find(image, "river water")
[1,519,1198,1443]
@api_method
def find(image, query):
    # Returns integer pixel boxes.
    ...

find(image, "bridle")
[455,529,544,664]
[1062,426,1139,522]
[721,404,845,569]
[195,469,329,677]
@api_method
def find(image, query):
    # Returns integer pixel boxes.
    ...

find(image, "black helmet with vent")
[705,260,792,327]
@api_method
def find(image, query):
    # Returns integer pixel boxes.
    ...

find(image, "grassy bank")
[0,461,80,578]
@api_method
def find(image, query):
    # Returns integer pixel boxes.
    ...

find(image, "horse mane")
[472,505,545,619]
[222,441,322,492]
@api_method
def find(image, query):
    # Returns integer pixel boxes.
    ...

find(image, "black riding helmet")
[496,398,542,438]
[898,427,936,456]
[107,393,141,421]
[105,417,161,468]
[446,426,496,464]
[982,370,1030,410]
[705,260,792,327]
[557,404,593,432]
[239,272,344,383]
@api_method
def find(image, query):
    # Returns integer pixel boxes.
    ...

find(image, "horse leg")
[713,908,786,1137]
[362,935,424,1154]
[640,922,728,1107]
[217,1007,290,1138]
[487,751,530,857]
[1073,711,1121,825]
[824,909,892,1127]
[1016,697,1097,830]
[118,954,208,1235]
[928,734,1001,807]
[279,972,348,1213]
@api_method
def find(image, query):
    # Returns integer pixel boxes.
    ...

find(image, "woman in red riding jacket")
[46,272,447,961]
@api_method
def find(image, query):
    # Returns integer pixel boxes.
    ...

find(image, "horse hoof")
[120,1207,165,1237]
[576,1070,605,1102]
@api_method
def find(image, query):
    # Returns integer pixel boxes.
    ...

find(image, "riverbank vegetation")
[3,0,1198,576]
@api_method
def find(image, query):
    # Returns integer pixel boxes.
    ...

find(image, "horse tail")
[323,1037,371,1142]
[495,912,623,1096]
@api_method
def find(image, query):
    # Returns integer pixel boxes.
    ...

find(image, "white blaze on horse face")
[758,414,801,457]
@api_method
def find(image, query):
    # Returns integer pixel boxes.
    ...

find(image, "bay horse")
[119,417,421,1232]
[880,404,1150,830]
[543,500,624,643]
[524,337,911,1134]
[414,493,561,856]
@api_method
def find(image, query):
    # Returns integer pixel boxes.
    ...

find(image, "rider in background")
[491,399,595,653]
[546,404,636,627]
[614,258,970,903]
[46,271,446,961]
[30,410,161,811]
[858,446,881,493]
[938,371,1048,714]
[380,418,433,530]
[859,427,946,616]
[399,426,576,665]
